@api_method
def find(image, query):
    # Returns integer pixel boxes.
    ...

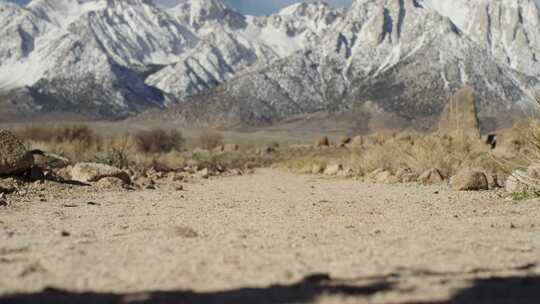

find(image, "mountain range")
[1,0,539,131]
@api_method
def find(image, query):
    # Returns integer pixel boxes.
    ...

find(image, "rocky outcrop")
[1,0,538,125]
[438,87,481,138]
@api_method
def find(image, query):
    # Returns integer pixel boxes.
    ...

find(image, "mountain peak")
[168,0,245,32]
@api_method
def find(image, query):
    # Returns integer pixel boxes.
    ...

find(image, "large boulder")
[438,86,481,139]
[450,170,489,191]
[0,129,33,176]
[71,162,131,184]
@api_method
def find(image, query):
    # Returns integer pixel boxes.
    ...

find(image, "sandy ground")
[1,169,540,303]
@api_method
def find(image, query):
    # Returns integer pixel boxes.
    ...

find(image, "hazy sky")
[4,0,354,15]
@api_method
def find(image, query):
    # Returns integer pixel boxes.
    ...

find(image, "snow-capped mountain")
[424,0,540,78]
[148,0,345,99]
[0,0,196,118]
[0,0,539,129]
[158,0,540,129]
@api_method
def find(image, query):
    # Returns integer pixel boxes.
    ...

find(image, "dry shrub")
[15,124,100,146]
[277,132,503,177]
[134,128,185,153]
[14,124,104,163]
[103,135,133,169]
[199,131,224,150]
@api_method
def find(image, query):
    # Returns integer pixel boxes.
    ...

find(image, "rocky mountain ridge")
[0,0,539,130]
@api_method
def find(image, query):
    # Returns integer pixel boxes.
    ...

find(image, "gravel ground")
[1,169,539,303]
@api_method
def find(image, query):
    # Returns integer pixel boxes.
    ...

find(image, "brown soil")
[1,169,539,303]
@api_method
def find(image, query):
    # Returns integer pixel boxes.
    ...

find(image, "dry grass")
[277,132,511,178]
[11,122,533,179]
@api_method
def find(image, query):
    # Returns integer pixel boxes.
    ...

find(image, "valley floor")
[1,169,540,303]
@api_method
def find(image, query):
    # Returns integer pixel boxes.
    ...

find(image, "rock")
[401,173,419,183]
[374,170,399,184]
[395,168,419,183]
[450,170,489,191]
[367,168,386,179]
[228,169,243,176]
[223,144,240,152]
[351,135,363,147]
[0,182,16,195]
[32,151,70,169]
[167,172,185,182]
[505,170,529,193]
[311,164,324,174]
[195,168,210,179]
[96,177,127,189]
[438,86,481,139]
[0,194,8,207]
[71,162,131,184]
[324,163,343,175]
[135,177,156,190]
[505,166,540,193]
[486,173,502,189]
[337,168,354,178]
[395,168,411,179]
[419,168,445,185]
[315,136,330,147]
[56,166,73,181]
[0,129,33,176]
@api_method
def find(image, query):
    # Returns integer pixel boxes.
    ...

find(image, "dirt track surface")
[1,169,540,303]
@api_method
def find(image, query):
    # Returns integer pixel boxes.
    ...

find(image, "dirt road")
[1,169,539,303]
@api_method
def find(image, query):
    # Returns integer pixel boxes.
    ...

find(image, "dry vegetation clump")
[134,128,185,154]
[198,131,224,150]
[12,125,283,175]
[278,132,509,178]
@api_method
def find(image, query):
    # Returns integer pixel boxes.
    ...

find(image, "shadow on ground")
[430,275,540,304]
[2,273,540,304]
[0,273,392,304]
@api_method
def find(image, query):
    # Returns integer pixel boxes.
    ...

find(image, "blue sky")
[5,0,354,15]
